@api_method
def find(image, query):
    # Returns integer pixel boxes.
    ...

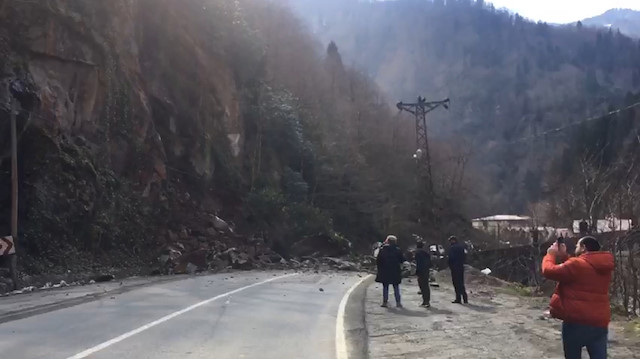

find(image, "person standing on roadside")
[375,235,405,308]
[448,236,468,304]
[415,241,432,308]
[542,236,614,359]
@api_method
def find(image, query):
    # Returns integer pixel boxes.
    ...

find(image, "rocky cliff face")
[3,0,243,184]
[0,0,247,275]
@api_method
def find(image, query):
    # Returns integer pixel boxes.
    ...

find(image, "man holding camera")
[542,236,614,359]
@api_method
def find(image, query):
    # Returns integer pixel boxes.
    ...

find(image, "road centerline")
[65,273,298,359]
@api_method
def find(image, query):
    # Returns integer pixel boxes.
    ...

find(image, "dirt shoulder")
[365,269,639,359]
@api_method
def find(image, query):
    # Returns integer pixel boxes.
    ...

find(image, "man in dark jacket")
[415,241,432,307]
[448,236,468,304]
[376,235,406,308]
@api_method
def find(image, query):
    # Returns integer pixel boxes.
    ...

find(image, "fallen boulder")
[174,249,208,274]
[269,253,285,263]
[90,274,115,283]
[210,254,231,270]
[324,257,359,271]
[211,215,233,233]
[360,255,376,267]
[224,248,254,270]
[401,261,414,278]
[257,254,272,265]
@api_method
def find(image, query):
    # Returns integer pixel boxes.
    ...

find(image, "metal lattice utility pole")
[396,97,450,220]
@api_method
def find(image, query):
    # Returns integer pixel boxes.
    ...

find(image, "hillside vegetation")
[1,0,473,278]
[291,0,640,220]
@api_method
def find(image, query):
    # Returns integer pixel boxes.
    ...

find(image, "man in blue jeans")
[562,322,608,359]
[375,235,406,308]
[542,236,614,358]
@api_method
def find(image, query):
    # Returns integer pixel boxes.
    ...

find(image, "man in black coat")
[448,236,468,304]
[415,241,432,307]
[376,235,406,308]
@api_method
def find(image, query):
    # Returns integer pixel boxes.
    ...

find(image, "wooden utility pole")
[9,97,19,290]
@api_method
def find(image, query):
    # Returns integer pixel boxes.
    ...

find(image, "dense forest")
[291,0,640,224]
[1,0,468,276]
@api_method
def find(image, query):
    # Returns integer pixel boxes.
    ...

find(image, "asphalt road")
[0,271,369,359]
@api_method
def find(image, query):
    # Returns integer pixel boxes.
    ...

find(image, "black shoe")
[396,303,403,308]
[417,291,422,295]
[381,302,388,308]
[463,300,468,304]
[421,303,431,308]
[452,300,462,304]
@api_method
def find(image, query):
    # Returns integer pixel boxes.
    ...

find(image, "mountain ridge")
[581,8,640,38]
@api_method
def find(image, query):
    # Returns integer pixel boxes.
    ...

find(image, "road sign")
[0,236,15,256]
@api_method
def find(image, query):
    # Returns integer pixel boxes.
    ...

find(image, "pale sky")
[487,0,640,23]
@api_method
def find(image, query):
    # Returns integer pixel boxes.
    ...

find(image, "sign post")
[9,97,19,290]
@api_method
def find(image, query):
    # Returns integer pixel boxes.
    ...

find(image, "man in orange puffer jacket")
[542,236,614,359]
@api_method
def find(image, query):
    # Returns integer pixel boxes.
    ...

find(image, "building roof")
[572,218,632,234]
[472,215,532,222]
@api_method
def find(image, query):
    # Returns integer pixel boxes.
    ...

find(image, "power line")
[493,101,640,148]
[416,101,640,163]
[5,96,640,160]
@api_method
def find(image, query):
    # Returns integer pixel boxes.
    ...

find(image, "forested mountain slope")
[291,0,640,216]
[1,0,455,277]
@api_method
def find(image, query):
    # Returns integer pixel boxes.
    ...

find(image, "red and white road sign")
[0,236,15,256]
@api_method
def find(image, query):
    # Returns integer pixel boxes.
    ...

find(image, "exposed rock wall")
[0,0,245,274]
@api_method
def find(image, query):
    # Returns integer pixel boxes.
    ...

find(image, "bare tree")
[578,153,615,231]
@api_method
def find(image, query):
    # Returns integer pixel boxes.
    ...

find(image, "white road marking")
[336,274,372,359]
[66,273,298,359]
